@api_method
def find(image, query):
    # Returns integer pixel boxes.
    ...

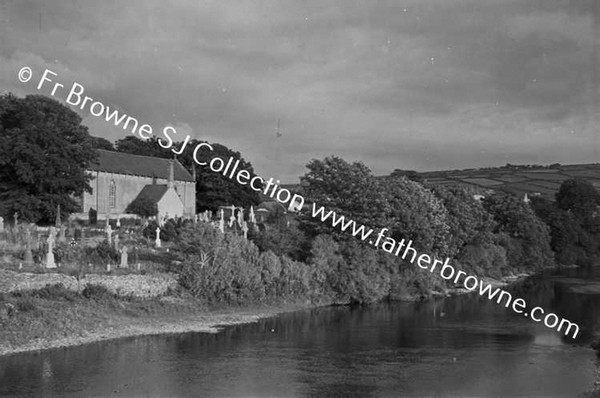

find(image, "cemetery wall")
[0,269,178,298]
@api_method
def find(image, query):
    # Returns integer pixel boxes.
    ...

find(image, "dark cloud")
[1,0,598,182]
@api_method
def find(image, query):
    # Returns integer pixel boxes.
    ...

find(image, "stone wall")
[0,269,178,298]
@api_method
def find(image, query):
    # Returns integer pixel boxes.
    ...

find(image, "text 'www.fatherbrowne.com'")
[311,202,580,339]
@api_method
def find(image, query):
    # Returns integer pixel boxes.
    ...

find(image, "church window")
[109,180,116,209]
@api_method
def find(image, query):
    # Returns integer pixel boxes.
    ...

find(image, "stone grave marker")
[120,246,128,268]
[24,228,34,266]
[155,227,162,248]
[242,221,248,239]
[46,227,56,269]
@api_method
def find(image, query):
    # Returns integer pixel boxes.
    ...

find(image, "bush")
[126,196,158,218]
[83,240,119,265]
[89,208,98,225]
[175,223,315,305]
[14,297,36,312]
[31,283,79,301]
[82,283,113,300]
[143,219,180,242]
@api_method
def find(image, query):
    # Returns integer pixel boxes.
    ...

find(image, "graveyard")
[0,205,302,356]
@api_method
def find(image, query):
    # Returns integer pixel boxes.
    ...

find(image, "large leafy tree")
[0,93,97,223]
[555,178,600,232]
[483,193,554,269]
[300,156,389,236]
[384,176,451,255]
[115,136,260,212]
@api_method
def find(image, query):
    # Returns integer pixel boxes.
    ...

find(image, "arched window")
[109,180,116,209]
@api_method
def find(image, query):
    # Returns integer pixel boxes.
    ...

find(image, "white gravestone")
[46,227,56,269]
[155,227,162,248]
[249,206,256,224]
[120,246,128,268]
[242,221,248,239]
[105,224,113,246]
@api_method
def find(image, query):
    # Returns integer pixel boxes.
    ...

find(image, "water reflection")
[1,266,599,396]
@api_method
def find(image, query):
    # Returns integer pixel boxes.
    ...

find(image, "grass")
[0,283,316,356]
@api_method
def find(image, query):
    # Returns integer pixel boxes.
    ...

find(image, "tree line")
[2,93,599,304]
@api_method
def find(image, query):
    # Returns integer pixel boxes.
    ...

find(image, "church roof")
[88,150,194,182]
[134,184,170,204]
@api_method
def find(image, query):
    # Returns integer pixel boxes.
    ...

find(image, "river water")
[2,266,600,397]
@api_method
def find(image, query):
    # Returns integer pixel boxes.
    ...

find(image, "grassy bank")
[0,284,318,357]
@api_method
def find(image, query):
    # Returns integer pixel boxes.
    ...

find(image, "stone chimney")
[168,159,174,189]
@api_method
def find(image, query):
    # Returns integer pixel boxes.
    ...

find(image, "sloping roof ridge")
[90,149,194,182]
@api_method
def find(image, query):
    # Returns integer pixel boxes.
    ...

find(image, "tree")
[89,136,115,150]
[115,136,168,158]
[429,185,495,256]
[531,195,598,266]
[384,176,451,255]
[390,169,422,182]
[555,178,600,231]
[300,156,389,236]
[191,141,260,211]
[126,196,158,218]
[483,193,554,269]
[0,93,97,223]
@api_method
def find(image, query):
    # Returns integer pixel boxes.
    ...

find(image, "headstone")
[0,216,4,232]
[237,208,244,227]
[136,262,141,272]
[242,221,248,239]
[106,263,111,272]
[55,204,61,227]
[58,226,66,243]
[219,217,225,233]
[18,262,22,270]
[120,246,128,268]
[155,227,162,248]
[24,228,34,266]
[105,223,113,246]
[228,206,235,228]
[113,234,120,251]
[46,227,56,269]
[249,206,256,223]
[220,209,224,221]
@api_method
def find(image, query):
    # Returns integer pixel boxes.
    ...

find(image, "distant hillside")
[283,163,600,201]
[387,163,600,200]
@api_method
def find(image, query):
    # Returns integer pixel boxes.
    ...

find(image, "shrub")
[14,297,36,312]
[31,283,79,301]
[82,283,113,300]
[143,219,179,242]
[83,240,119,265]
[89,207,98,225]
[126,196,158,218]
[175,223,313,305]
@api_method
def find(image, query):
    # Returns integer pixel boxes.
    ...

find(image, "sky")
[1,0,598,182]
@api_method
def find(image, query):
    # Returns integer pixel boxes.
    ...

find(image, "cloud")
[1,0,598,182]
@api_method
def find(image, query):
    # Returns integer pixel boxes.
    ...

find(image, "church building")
[79,150,196,218]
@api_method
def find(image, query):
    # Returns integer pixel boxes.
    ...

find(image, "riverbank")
[0,288,321,358]
[0,265,571,358]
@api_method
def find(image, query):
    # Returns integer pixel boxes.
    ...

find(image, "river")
[2,266,600,397]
